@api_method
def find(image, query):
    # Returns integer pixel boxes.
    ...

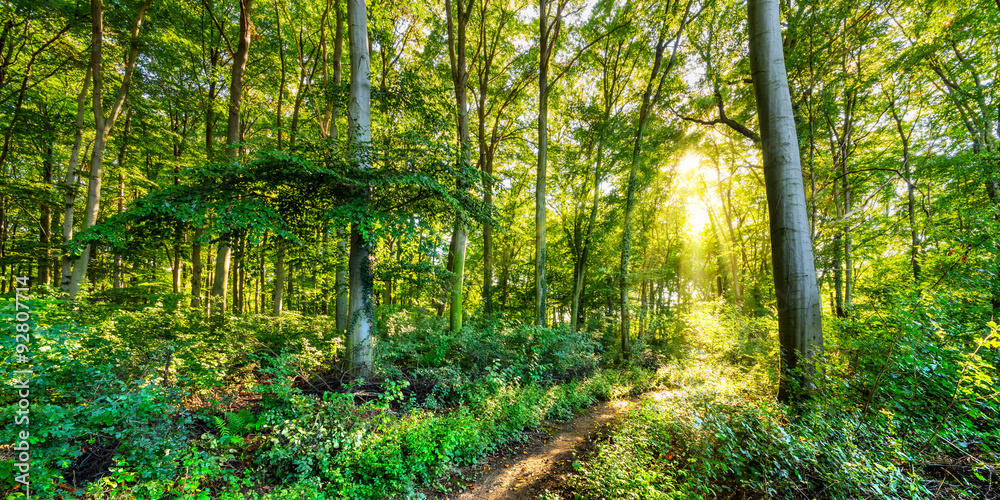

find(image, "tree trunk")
[346,0,374,378]
[748,0,823,403]
[535,0,551,328]
[210,0,253,314]
[38,142,54,286]
[890,102,920,281]
[445,0,472,333]
[113,108,132,289]
[272,239,285,315]
[191,227,203,307]
[274,0,286,149]
[68,0,152,300]
[618,1,690,357]
[336,227,348,333]
[61,68,92,293]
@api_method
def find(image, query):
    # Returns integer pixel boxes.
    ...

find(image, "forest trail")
[444,389,678,500]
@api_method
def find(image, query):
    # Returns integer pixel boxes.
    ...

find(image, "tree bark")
[445,0,472,333]
[347,0,374,378]
[68,0,152,300]
[38,141,54,286]
[210,0,253,314]
[619,0,690,357]
[336,227,348,333]
[191,227,203,307]
[61,68,92,293]
[112,108,132,290]
[272,239,285,315]
[890,102,920,282]
[534,0,555,327]
[748,0,823,403]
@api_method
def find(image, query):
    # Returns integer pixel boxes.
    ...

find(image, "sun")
[677,154,710,239]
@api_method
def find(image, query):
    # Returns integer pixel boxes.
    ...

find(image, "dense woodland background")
[1,0,999,498]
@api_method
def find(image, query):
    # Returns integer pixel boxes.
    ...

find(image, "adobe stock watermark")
[10,276,32,498]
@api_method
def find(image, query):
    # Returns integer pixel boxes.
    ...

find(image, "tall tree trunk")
[112,108,132,289]
[336,228,347,333]
[274,0,286,149]
[38,142,54,286]
[748,0,823,403]
[68,0,152,300]
[535,0,552,328]
[571,145,603,332]
[445,0,472,333]
[346,0,374,378]
[619,0,690,357]
[61,68,92,293]
[890,102,920,281]
[832,230,844,317]
[272,239,285,315]
[191,227,203,307]
[211,0,253,314]
[476,15,493,319]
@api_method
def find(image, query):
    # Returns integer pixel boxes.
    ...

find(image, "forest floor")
[426,389,680,500]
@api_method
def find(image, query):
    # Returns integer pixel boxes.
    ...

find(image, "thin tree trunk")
[274,0,286,149]
[619,1,691,357]
[272,239,284,315]
[113,108,132,289]
[890,102,920,281]
[748,0,823,403]
[535,0,552,328]
[191,227,203,307]
[38,142,54,286]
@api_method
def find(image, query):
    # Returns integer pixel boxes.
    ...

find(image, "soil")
[426,390,677,500]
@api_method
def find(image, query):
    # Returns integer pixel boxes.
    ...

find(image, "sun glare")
[677,154,710,239]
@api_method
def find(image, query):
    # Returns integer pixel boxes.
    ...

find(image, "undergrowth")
[561,300,1000,500]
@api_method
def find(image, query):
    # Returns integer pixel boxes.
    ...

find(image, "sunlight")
[677,154,710,239]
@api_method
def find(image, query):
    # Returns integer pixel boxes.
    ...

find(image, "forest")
[1,0,998,497]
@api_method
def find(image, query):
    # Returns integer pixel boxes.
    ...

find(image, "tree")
[346,0,374,378]
[209,0,253,314]
[67,0,153,300]
[618,0,692,357]
[60,68,91,293]
[444,0,473,332]
[747,0,823,402]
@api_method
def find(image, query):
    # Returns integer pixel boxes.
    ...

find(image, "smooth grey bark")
[68,0,152,300]
[748,0,823,403]
[346,0,374,378]
[210,0,253,314]
[336,228,348,334]
[61,67,91,293]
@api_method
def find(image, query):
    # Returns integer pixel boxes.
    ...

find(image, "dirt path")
[437,390,676,500]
